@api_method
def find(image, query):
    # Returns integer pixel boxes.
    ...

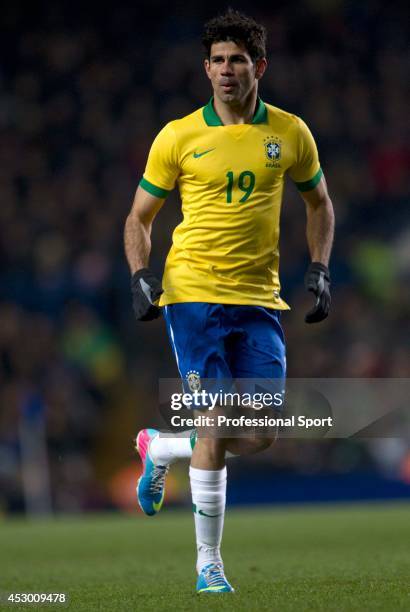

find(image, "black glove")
[304,262,331,324]
[131,268,163,321]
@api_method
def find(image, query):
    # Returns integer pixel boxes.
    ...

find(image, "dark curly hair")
[202,9,267,62]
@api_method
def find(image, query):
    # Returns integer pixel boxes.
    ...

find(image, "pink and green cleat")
[135,428,168,516]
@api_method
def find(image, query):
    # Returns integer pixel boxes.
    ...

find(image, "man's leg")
[136,427,274,517]
[149,430,196,465]
[189,436,235,593]
[138,303,281,592]
[147,429,274,465]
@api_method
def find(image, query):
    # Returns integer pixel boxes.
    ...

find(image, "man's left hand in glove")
[304,262,331,324]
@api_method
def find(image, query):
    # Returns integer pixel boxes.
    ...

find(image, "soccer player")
[124,9,334,594]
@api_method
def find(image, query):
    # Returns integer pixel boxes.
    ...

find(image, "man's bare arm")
[299,174,335,323]
[124,186,165,273]
[300,174,335,265]
[124,186,165,321]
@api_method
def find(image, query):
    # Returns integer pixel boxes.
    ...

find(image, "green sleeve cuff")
[139,177,170,198]
[294,168,323,192]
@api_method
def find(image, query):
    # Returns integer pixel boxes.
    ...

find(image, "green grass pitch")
[0,504,409,611]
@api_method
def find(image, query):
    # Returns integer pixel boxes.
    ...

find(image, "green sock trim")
[190,429,197,450]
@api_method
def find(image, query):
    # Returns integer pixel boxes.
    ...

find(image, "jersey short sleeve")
[140,123,180,198]
[288,117,323,192]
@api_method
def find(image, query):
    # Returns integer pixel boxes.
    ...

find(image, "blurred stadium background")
[0,0,409,516]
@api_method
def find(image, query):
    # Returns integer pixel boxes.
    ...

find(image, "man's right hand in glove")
[131,268,163,321]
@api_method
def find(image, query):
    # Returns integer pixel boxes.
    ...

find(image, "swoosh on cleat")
[197,586,233,593]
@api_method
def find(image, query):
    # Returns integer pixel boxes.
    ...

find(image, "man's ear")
[255,57,267,80]
[204,58,212,80]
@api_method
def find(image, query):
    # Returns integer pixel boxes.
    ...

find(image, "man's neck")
[213,89,258,125]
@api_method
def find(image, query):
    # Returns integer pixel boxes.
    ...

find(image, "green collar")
[203,97,268,126]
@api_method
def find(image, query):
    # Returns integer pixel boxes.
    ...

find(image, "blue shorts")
[163,303,286,399]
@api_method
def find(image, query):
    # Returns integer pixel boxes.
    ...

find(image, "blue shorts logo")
[186,370,201,392]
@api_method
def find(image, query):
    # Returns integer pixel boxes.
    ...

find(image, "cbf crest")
[264,137,281,161]
[186,370,201,392]
[264,136,282,168]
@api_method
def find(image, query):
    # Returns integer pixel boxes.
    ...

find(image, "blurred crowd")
[0,0,409,513]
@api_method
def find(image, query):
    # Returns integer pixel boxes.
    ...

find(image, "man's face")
[204,40,266,105]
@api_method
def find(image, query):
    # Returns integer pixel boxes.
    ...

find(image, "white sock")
[190,465,227,573]
[150,430,236,465]
[149,431,194,465]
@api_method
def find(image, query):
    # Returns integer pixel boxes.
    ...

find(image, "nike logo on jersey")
[193,148,215,158]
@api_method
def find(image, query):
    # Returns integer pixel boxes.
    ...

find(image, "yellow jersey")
[140,98,322,309]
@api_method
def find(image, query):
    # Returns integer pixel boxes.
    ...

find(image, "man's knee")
[226,436,276,456]
[245,437,275,453]
[259,437,275,451]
